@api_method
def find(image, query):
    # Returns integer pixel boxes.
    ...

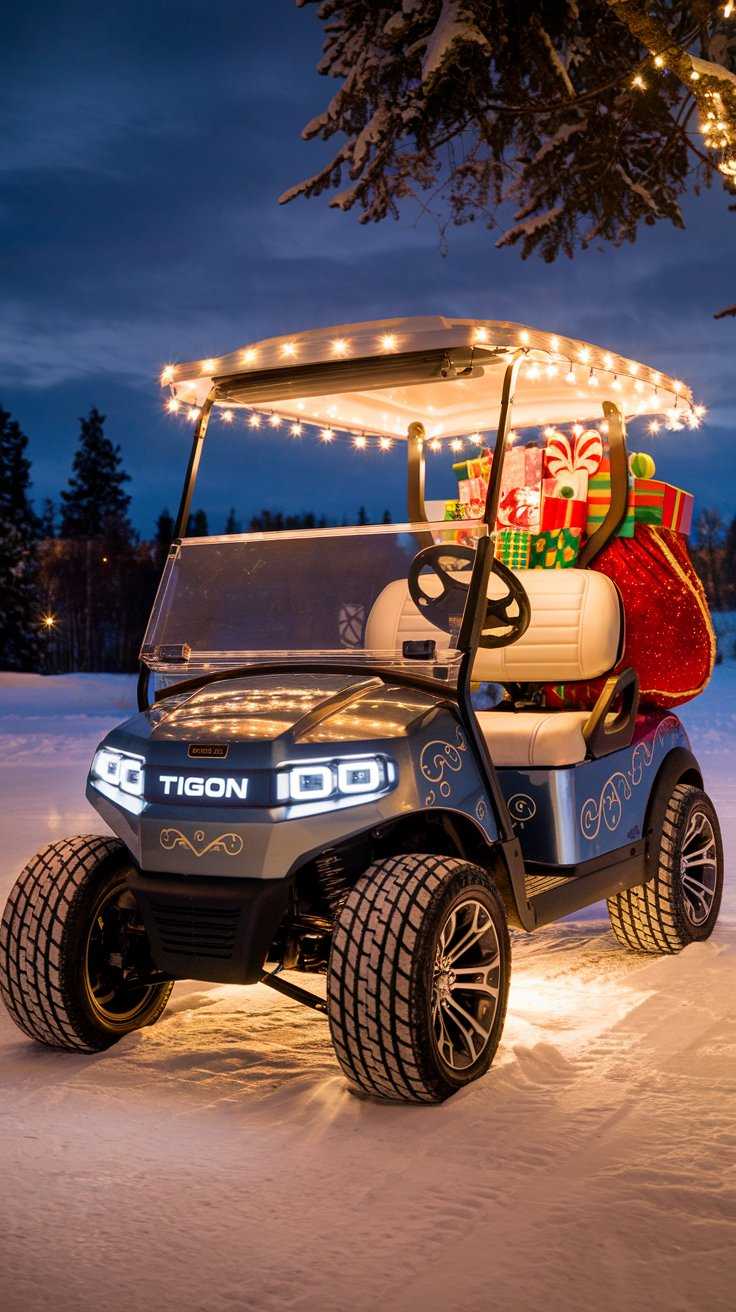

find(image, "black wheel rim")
[431,896,501,1072]
[680,809,719,928]
[83,883,159,1026]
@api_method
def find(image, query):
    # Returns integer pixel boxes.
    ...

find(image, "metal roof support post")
[407,420,427,522]
[483,353,524,530]
[173,388,216,540]
[578,400,629,567]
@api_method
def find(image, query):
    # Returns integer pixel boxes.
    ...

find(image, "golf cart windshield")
[141,521,486,679]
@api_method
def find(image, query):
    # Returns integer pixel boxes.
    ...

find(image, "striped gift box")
[586,463,635,538]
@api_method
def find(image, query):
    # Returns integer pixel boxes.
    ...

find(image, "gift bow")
[545,429,603,477]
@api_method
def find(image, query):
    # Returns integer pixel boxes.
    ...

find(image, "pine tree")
[154,508,175,571]
[224,507,241,534]
[187,509,209,536]
[40,498,56,539]
[60,408,132,541]
[0,406,41,670]
[284,1,736,305]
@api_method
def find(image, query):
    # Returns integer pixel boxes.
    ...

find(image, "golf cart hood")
[86,673,497,879]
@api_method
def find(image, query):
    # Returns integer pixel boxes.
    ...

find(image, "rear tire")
[608,785,723,954]
[327,853,510,1104]
[0,835,173,1052]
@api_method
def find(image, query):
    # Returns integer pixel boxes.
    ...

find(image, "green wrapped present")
[531,528,581,569]
[497,528,530,569]
[443,499,465,521]
[586,464,635,538]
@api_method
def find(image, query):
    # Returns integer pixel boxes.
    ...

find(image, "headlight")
[277,755,395,808]
[90,748,146,813]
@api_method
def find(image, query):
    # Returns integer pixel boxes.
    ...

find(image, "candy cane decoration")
[545,428,603,477]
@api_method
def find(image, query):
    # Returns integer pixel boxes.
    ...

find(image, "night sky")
[4,0,736,536]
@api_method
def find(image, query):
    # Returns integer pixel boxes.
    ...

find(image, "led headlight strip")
[276,753,395,807]
[90,748,146,815]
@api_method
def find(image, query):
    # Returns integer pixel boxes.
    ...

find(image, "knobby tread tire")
[607,784,723,955]
[328,853,510,1104]
[0,835,173,1052]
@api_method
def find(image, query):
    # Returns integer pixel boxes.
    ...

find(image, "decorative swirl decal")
[507,793,537,826]
[580,716,680,841]
[421,727,467,807]
[159,828,244,858]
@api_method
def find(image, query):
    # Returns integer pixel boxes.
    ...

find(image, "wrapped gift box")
[497,484,541,530]
[586,461,635,538]
[531,528,582,569]
[540,477,587,531]
[497,528,531,569]
[630,479,693,536]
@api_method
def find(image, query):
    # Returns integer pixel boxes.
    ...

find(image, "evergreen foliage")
[186,509,209,536]
[60,408,132,541]
[284,1,736,290]
[0,406,40,669]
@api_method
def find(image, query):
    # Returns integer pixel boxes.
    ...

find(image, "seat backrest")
[364,568,622,683]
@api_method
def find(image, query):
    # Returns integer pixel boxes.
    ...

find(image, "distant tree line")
[0,404,392,673]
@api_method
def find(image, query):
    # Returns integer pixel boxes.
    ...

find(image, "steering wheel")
[407,543,531,649]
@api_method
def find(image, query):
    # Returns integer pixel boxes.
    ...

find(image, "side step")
[523,842,646,928]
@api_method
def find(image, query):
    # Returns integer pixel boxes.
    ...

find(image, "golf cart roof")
[161,315,696,440]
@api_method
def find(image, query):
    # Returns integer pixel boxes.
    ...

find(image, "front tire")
[328,854,510,1104]
[608,784,723,954]
[0,835,173,1052]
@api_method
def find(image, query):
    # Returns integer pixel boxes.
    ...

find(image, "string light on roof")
[519,329,530,344]
[429,439,441,452]
[320,427,335,443]
[379,436,393,451]
[673,379,683,393]
[526,362,541,379]
[565,366,576,384]
[269,414,282,427]
[545,363,558,378]
[572,423,584,437]
[578,347,591,363]
[603,353,613,370]
[649,420,661,434]
[379,333,397,351]
[468,431,483,445]
[549,335,559,351]
[473,326,489,343]
[587,369,599,387]
[166,397,180,414]
[612,375,622,390]
[160,365,175,385]
[290,422,303,437]
[221,409,234,424]
[248,414,261,428]
[281,341,298,358]
[331,338,350,356]
[188,407,199,421]
[634,379,644,393]
[242,347,258,365]
[694,404,707,418]
[450,438,463,452]
[202,358,215,374]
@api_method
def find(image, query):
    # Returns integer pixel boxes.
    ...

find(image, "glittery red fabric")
[544,525,715,711]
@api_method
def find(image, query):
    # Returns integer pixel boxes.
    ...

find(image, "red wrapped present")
[497,485,541,530]
[662,484,694,536]
[541,477,587,531]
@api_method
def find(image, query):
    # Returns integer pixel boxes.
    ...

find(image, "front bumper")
[130,870,290,984]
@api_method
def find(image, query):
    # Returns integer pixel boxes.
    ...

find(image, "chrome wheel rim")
[431,897,501,1072]
[84,884,158,1026]
[679,810,719,928]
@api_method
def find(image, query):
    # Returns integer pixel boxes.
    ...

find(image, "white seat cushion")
[476,709,592,767]
[365,568,622,683]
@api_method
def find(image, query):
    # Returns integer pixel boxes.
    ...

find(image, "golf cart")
[0,316,723,1104]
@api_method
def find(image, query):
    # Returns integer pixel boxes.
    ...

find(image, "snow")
[420,1,490,86]
[1,670,734,1312]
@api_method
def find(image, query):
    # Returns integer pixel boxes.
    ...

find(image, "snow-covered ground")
[0,671,734,1312]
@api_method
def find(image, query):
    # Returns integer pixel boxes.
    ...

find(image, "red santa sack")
[545,524,715,711]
